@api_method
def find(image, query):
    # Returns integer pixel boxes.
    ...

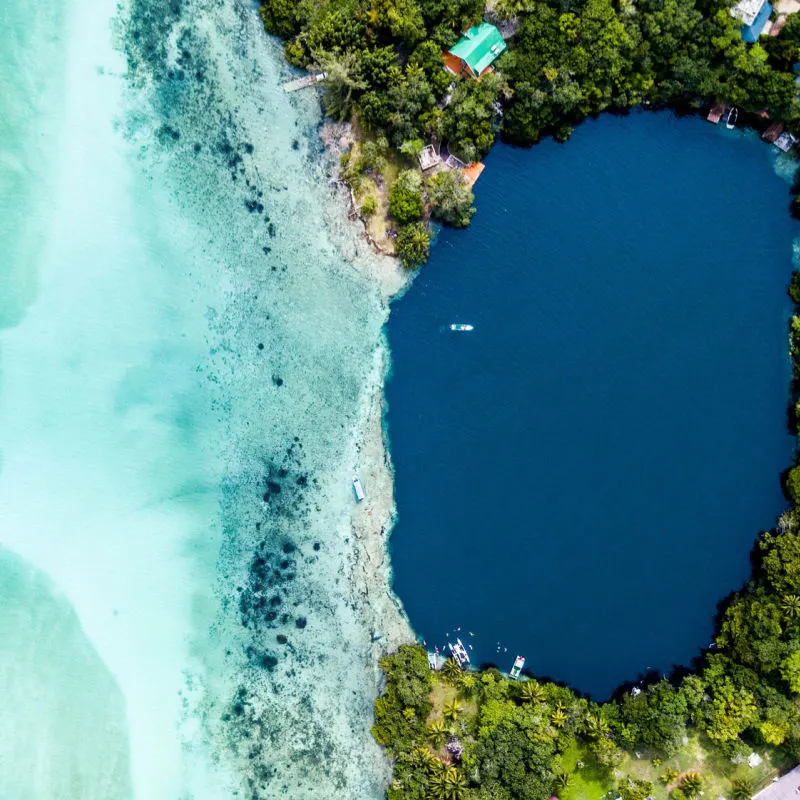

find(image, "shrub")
[389,169,424,224]
[360,139,387,172]
[790,271,800,304]
[360,195,377,216]
[680,772,703,798]
[427,169,476,228]
[731,777,755,800]
[396,223,430,268]
[284,38,307,67]
[619,777,654,800]
[786,466,800,504]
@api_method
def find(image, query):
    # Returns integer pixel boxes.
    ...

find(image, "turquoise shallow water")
[387,111,797,698]
[0,0,404,797]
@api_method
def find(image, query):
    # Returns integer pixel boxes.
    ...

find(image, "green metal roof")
[448,22,507,76]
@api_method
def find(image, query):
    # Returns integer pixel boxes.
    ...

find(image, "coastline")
[319,121,410,294]
[347,341,415,654]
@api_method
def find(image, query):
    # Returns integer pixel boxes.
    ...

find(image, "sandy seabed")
[0,0,414,797]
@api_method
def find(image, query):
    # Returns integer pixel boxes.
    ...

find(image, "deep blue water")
[385,110,797,698]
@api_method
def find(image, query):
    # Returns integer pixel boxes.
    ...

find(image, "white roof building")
[731,0,767,26]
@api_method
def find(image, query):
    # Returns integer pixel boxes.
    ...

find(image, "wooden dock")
[282,72,326,93]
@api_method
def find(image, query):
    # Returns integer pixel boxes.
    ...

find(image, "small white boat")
[726,106,738,130]
[450,323,473,331]
[509,655,525,680]
[352,473,365,501]
[447,638,471,667]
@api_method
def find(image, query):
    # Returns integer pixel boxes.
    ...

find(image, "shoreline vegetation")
[261,0,800,266]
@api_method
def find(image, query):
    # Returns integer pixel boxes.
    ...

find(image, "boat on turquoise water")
[726,106,738,130]
[448,638,471,667]
[450,323,473,331]
[352,473,365,501]
[509,655,525,679]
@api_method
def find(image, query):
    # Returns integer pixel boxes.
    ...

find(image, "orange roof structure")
[443,51,494,80]
[763,122,784,143]
[463,161,485,187]
[707,104,726,123]
[769,14,788,34]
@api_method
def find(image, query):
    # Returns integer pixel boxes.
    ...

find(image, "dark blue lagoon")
[385,111,797,698]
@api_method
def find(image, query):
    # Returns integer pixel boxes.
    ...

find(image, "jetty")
[428,649,445,670]
[707,104,727,124]
[282,72,326,93]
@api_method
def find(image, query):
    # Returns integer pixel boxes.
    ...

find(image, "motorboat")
[509,655,525,680]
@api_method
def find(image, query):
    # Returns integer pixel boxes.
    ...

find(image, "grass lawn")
[618,734,783,800]
[560,742,614,800]
[427,676,479,725]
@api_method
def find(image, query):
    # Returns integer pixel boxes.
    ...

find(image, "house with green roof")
[445,22,507,80]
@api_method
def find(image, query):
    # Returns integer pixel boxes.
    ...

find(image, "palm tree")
[428,768,448,800]
[314,50,367,122]
[551,707,567,728]
[458,673,477,697]
[731,777,755,800]
[443,697,463,722]
[442,658,463,684]
[494,0,536,20]
[782,594,800,619]
[555,770,572,788]
[583,712,611,739]
[444,768,468,800]
[519,680,544,704]
[660,769,680,785]
[427,719,448,749]
[681,772,703,797]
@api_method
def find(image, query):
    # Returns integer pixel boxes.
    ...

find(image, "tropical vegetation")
[260,0,800,266]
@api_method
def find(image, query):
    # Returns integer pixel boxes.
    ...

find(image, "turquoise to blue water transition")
[386,111,796,698]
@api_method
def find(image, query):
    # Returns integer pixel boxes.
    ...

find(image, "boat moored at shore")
[509,655,525,679]
[448,638,471,667]
[352,473,365,501]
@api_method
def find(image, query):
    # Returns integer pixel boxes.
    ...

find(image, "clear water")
[0,0,406,797]
[386,111,797,698]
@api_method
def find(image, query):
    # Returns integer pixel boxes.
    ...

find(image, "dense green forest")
[259,0,800,262]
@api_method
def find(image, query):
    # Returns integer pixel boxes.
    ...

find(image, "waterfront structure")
[418,144,441,171]
[445,22,507,79]
[775,131,797,151]
[731,0,773,42]
[763,122,785,143]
